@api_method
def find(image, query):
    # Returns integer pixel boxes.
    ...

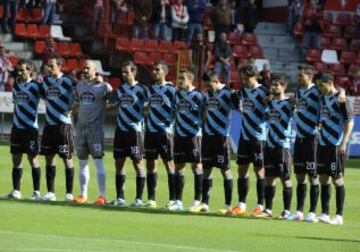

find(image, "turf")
[0,144,359,252]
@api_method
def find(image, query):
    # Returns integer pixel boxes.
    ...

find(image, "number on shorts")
[131,146,139,155]
[193,149,198,157]
[254,153,263,162]
[59,145,69,154]
[330,162,337,171]
[29,141,35,151]
[93,144,102,152]
[217,155,224,164]
[306,162,316,171]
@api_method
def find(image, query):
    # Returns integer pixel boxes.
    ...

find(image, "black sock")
[321,184,331,215]
[146,172,157,201]
[257,178,265,206]
[238,177,249,203]
[116,174,126,199]
[224,179,233,206]
[46,166,56,193]
[32,167,41,191]
[168,173,176,201]
[12,168,23,191]
[265,185,275,211]
[309,184,319,213]
[283,186,292,211]
[296,183,307,212]
[65,167,74,194]
[202,178,213,205]
[175,174,185,201]
[194,174,203,201]
[136,176,145,200]
[335,185,345,216]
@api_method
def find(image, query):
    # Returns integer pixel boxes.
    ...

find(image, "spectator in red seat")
[287,0,303,35]
[189,32,211,82]
[185,0,207,42]
[42,37,58,64]
[353,67,360,96]
[2,0,19,34]
[133,0,153,39]
[171,0,189,41]
[301,0,322,61]
[211,0,232,41]
[151,0,172,41]
[0,45,14,91]
[242,0,259,33]
[111,0,128,24]
[214,32,232,84]
[43,0,57,25]
[93,0,103,31]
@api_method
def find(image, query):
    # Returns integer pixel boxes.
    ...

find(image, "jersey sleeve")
[340,98,353,122]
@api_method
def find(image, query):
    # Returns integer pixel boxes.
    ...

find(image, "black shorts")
[201,134,232,169]
[237,139,265,167]
[264,146,292,180]
[317,145,345,178]
[293,136,318,176]
[173,135,201,163]
[113,129,144,160]
[10,127,39,154]
[144,131,174,161]
[40,124,75,159]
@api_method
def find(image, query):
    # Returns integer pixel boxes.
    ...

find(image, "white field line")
[0,230,240,252]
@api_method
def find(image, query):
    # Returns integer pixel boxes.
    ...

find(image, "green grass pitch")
[0,143,359,252]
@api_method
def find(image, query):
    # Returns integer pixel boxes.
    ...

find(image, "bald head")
[83,60,97,81]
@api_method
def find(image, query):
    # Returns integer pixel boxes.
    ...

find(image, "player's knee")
[222,168,233,180]
[254,167,265,180]
[237,166,249,178]
[296,173,306,184]
[12,154,22,168]
[176,168,185,176]
[309,176,319,186]
[319,175,330,185]
[192,166,203,176]
[332,177,344,187]
[265,177,275,186]
[282,179,292,188]
[203,168,212,179]
[45,155,56,166]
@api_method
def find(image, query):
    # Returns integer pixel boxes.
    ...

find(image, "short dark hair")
[48,55,63,66]
[153,60,169,74]
[202,70,219,82]
[121,60,137,73]
[318,71,334,84]
[239,64,257,77]
[17,59,36,73]
[179,68,194,81]
[298,64,314,76]
[270,73,288,87]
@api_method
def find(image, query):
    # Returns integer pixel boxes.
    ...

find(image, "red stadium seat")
[15,23,27,37]
[115,37,130,51]
[158,40,172,53]
[321,12,333,27]
[144,39,158,52]
[322,25,341,38]
[163,53,177,66]
[329,63,345,76]
[70,43,83,57]
[249,45,264,58]
[113,24,129,38]
[130,38,144,51]
[64,59,79,73]
[344,26,359,39]
[230,71,240,83]
[173,41,187,52]
[34,40,46,55]
[57,42,71,57]
[97,23,112,37]
[203,17,213,30]
[293,22,304,36]
[26,24,39,39]
[147,52,162,65]
[232,45,248,59]
[0,5,3,19]
[8,55,19,66]
[29,8,42,23]
[348,64,359,76]
[242,33,258,46]
[127,11,135,25]
[109,77,121,89]
[227,32,242,45]
[320,36,331,49]
[16,8,29,22]
[332,37,347,51]
[313,61,328,72]
[350,39,360,51]
[340,51,356,64]
[334,13,352,26]
[133,51,147,64]
[305,49,321,62]
[335,76,351,88]
[37,24,50,39]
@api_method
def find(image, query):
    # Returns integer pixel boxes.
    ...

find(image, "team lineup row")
[7,56,354,226]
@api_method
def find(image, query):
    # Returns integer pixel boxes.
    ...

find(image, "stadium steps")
[255,22,301,90]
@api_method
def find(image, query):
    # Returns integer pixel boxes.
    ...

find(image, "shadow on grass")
[262,233,360,244]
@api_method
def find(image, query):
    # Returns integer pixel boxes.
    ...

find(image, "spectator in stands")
[211,0,232,41]
[214,32,232,84]
[5,75,15,92]
[2,0,19,34]
[110,0,128,24]
[42,37,58,64]
[287,0,303,35]
[43,0,57,25]
[151,0,172,41]
[258,63,271,87]
[242,0,259,33]
[0,45,13,91]
[189,32,211,83]
[301,0,322,61]
[133,0,153,39]
[186,0,207,42]
[93,0,103,31]
[171,0,189,41]
[353,67,360,96]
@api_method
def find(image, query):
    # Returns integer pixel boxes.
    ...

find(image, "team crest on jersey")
[16,91,30,103]
[297,98,308,111]
[80,91,96,103]
[178,99,192,113]
[150,94,164,107]
[207,97,220,110]
[120,93,135,107]
[242,98,255,112]
[268,108,281,122]
[47,86,60,98]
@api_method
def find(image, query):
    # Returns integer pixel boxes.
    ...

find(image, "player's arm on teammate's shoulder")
[339,98,354,154]
[336,86,346,103]
[106,89,119,110]
[289,94,297,111]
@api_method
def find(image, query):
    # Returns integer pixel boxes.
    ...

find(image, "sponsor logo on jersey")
[297,98,308,111]
[178,99,192,113]
[268,108,281,122]
[16,91,30,103]
[207,97,220,111]
[47,87,60,98]
[150,94,164,107]
[242,98,255,112]
[120,93,135,107]
[80,91,96,104]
